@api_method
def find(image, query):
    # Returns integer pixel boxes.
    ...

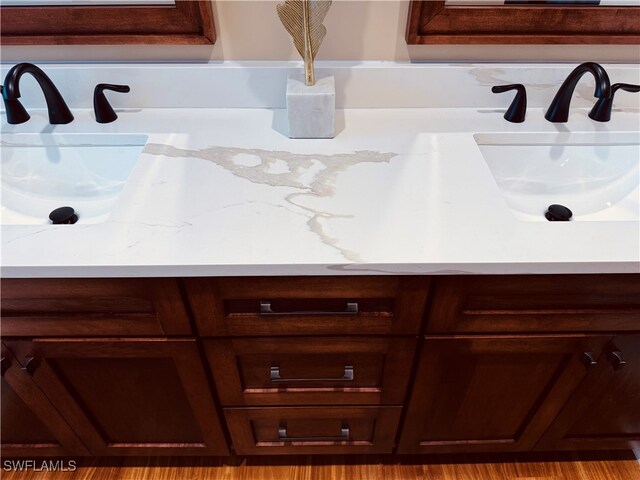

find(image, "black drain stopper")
[49,206,78,225]
[545,204,573,222]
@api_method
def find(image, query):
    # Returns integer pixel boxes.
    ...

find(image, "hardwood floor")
[2,452,639,480]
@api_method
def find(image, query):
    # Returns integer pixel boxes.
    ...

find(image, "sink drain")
[49,206,78,224]
[545,204,572,222]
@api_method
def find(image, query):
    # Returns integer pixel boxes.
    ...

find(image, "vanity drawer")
[1,278,192,336]
[225,406,401,455]
[427,274,640,333]
[184,276,431,336]
[205,336,416,406]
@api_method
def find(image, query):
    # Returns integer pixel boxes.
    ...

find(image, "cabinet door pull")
[259,300,358,316]
[0,357,10,377]
[270,365,354,383]
[609,350,627,370]
[21,357,39,376]
[581,351,598,369]
[277,426,350,443]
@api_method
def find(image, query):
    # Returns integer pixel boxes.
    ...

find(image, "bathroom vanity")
[2,274,640,457]
[1,62,639,458]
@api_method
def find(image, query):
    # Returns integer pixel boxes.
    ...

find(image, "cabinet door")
[398,335,611,454]
[1,344,89,457]
[4,339,228,456]
[536,334,640,451]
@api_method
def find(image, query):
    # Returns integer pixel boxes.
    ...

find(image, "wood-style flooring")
[2,452,639,480]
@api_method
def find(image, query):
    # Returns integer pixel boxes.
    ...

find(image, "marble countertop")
[2,105,639,277]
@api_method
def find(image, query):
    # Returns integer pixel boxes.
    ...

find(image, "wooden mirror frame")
[1,0,215,45]
[407,1,640,44]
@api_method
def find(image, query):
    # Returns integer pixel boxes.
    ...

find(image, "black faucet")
[2,63,73,125]
[545,62,611,123]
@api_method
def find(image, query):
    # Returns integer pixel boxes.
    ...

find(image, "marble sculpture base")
[286,75,335,139]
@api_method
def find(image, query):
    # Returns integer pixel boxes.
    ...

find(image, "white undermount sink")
[1,134,147,226]
[475,132,640,222]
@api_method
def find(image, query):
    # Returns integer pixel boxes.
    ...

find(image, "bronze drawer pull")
[609,350,627,370]
[278,426,350,443]
[21,356,39,376]
[270,365,354,383]
[581,351,598,369]
[259,300,358,316]
[0,357,10,377]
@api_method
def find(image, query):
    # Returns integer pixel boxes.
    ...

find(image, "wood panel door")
[398,335,612,454]
[536,335,640,451]
[1,343,89,457]
[4,339,228,456]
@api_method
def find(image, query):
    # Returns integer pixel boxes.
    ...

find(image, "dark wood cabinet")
[536,334,640,452]
[2,274,639,458]
[399,274,640,455]
[1,344,89,457]
[398,335,612,454]
[187,276,429,455]
[1,279,229,458]
[3,339,228,456]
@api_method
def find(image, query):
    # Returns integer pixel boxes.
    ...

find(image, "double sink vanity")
[3,130,638,227]
[1,62,639,458]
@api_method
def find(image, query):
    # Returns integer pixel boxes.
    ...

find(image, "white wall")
[1,0,639,63]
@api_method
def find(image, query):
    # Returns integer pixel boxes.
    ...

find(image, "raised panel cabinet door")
[1,344,89,457]
[536,334,640,451]
[4,339,229,456]
[398,335,612,454]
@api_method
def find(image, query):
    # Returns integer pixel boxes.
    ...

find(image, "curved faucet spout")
[545,62,611,123]
[2,63,74,125]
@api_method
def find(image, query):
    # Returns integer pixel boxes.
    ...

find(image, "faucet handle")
[613,83,640,94]
[94,83,130,124]
[492,84,527,123]
[589,82,640,123]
